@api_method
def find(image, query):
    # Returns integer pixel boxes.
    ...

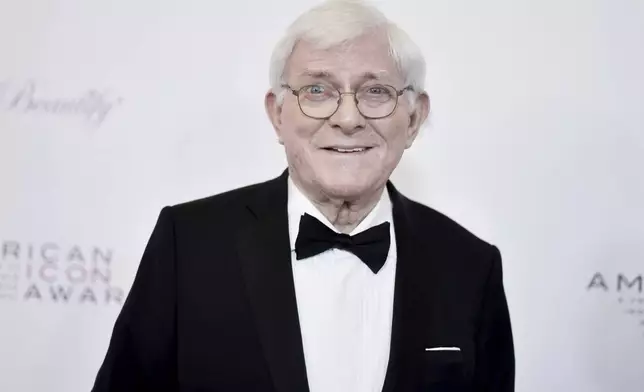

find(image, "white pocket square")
[425,347,461,352]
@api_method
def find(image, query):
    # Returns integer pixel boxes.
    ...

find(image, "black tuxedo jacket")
[91,171,514,392]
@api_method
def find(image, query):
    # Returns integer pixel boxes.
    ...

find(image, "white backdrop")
[1,0,643,391]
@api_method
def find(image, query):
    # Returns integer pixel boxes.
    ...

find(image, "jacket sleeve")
[473,245,515,391]
[91,207,178,392]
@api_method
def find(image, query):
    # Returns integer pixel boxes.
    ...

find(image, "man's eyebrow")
[358,71,388,81]
[296,70,333,79]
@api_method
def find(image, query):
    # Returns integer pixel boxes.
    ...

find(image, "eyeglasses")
[282,82,414,120]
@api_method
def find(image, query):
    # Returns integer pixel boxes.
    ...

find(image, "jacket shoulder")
[399,195,502,289]
[166,176,279,221]
[402,195,495,252]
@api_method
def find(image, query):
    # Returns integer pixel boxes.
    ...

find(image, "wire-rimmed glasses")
[282,82,414,119]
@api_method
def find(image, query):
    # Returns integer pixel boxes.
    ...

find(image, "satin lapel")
[381,181,444,392]
[236,171,310,392]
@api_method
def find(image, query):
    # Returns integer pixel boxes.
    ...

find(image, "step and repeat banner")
[1,0,642,391]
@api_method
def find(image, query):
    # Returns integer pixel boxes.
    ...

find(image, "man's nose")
[328,93,366,134]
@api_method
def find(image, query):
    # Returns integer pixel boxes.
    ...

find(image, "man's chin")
[316,178,375,200]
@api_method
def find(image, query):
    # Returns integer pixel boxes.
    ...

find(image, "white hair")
[269,0,426,104]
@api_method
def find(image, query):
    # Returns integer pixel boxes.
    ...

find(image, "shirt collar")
[287,176,394,252]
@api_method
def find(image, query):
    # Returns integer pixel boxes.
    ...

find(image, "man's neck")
[290,175,385,234]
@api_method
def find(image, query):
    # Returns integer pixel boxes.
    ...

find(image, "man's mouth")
[322,147,373,153]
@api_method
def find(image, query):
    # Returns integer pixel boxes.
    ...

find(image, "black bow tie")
[294,213,391,274]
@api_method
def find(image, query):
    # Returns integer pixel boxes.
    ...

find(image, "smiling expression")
[266,30,429,202]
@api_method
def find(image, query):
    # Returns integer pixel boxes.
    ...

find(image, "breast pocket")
[419,349,469,392]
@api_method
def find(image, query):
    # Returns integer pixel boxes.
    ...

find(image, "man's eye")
[367,87,386,95]
[307,85,326,94]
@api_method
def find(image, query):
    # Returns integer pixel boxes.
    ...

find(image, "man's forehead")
[297,39,389,61]
[287,47,401,84]
[296,69,389,79]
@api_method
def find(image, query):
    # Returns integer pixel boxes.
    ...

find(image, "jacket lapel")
[236,170,310,392]
[381,181,445,392]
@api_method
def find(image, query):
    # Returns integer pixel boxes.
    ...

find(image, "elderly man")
[91,1,514,391]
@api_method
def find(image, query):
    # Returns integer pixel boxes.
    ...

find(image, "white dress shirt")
[287,177,397,392]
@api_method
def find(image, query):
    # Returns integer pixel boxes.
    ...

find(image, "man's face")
[266,31,429,201]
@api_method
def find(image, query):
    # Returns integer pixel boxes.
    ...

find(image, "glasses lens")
[357,85,397,118]
[298,84,339,118]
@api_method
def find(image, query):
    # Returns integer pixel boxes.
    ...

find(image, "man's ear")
[405,92,430,149]
[265,89,284,144]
